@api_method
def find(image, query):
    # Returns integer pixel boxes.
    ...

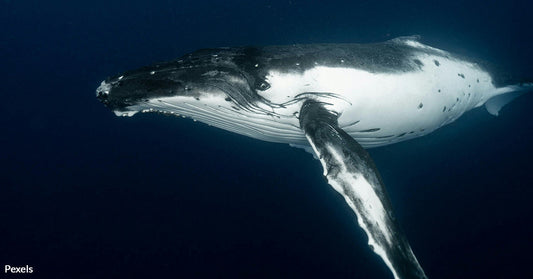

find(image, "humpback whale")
[96,36,531,279]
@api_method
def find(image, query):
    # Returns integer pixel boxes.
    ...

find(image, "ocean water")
[1,1,532,278]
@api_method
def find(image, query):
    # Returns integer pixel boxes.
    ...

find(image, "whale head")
[96,48,270,117]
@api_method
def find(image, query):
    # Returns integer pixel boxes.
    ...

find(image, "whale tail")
[485,83,533,116]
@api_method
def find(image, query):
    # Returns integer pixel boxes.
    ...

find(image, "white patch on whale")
[260,52,498,148]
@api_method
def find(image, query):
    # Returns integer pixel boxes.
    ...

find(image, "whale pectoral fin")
[299,100,427,279]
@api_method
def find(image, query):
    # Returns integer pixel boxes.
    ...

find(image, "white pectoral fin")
[299,100,427,279]
[289,143,318,159]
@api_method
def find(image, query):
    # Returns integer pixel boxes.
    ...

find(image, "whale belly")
[258,54,495,148]
[319,60,495,147]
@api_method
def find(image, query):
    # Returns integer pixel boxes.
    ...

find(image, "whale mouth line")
[113,109,180,117]
[108,90,351,121]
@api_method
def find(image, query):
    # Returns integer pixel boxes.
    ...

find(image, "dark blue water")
[2,1,532,278]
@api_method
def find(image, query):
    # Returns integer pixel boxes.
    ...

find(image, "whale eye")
[257,81,271,91]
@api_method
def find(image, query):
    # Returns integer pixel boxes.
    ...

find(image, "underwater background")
[1,0,532,278]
